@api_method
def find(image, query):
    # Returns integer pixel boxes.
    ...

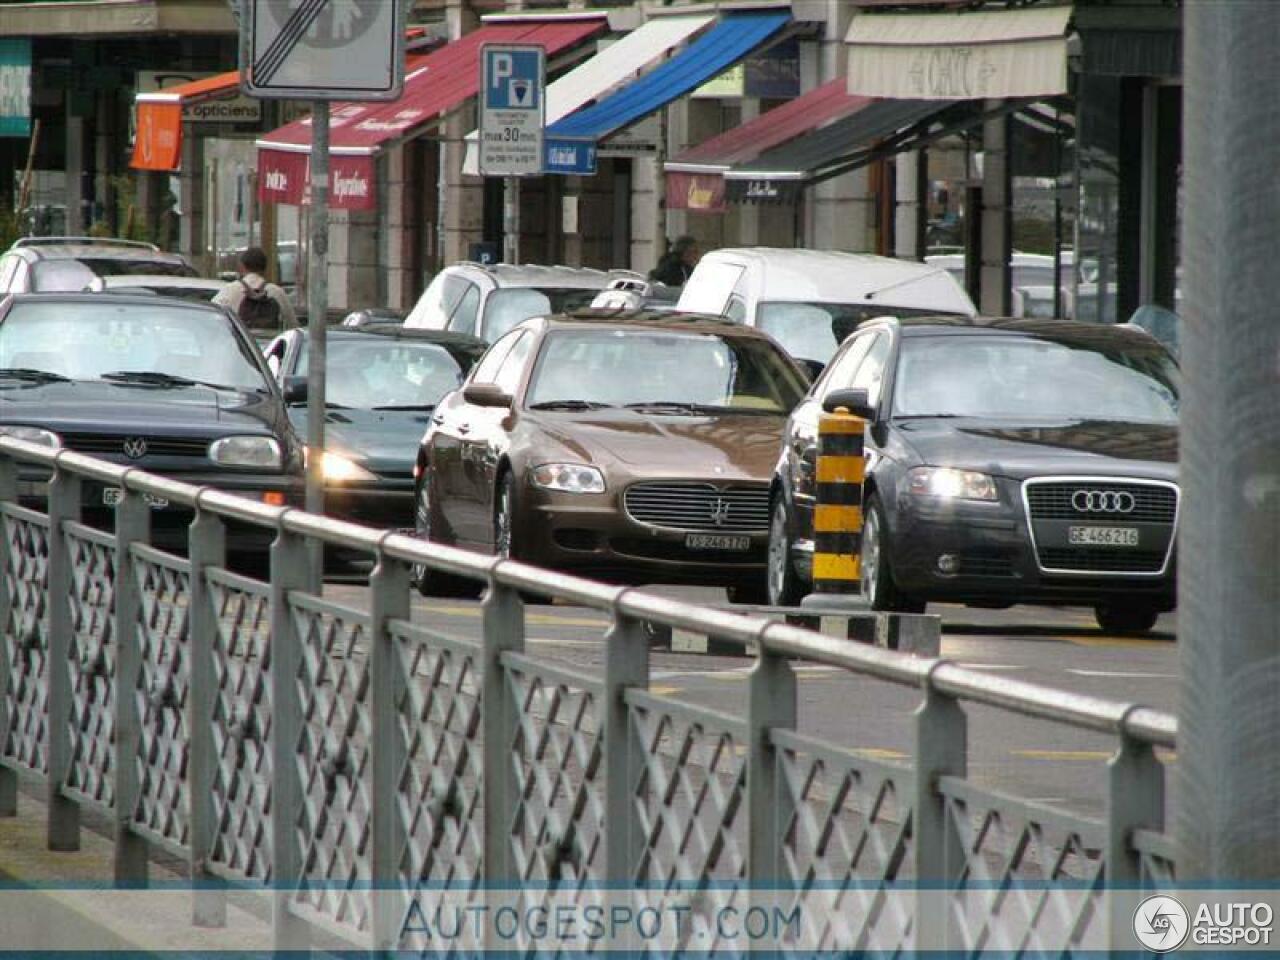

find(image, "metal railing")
[0,438,1177,952]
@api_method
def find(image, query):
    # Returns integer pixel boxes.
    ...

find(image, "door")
[431,330,519,546]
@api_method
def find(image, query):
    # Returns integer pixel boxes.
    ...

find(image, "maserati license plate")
[1068,526,1138,547]
[686,533,750,551]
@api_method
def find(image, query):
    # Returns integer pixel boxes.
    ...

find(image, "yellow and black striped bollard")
[811,397,867,598]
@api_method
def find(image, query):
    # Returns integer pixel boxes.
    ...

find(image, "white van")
[676,248,976,368]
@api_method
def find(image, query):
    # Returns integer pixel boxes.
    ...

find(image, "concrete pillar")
[94,88,116,234]
[178,134,205,264]
[631,154,661,273]
[979,103,1012,316]
[328,205,378,311]
[383,147,412,310]
[65,112,86,235]
[894,150,926,261]
[442,0,482,265]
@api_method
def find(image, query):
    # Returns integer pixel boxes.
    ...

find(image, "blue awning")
[545,10,791,174]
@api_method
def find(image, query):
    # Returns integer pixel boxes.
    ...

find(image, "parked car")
[0,292,303,556]
[341,306,405,327]
[403,262,645,343]
[675,248,976,370]
[414,310,810,600]
[768,315,1180,633]
[85,274,223,304]
[0,237,197,294]
[263,325,485,530]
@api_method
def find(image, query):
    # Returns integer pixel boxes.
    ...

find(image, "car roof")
[871,314,1178,351]
[95,275,222,289]
[539,308,777,339]
[452,262,644,290]
[705,247,944,285]
[13,244,191,264]
[6,291,225,311]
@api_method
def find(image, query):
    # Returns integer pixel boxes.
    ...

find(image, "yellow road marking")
[422,604,608,629]
[1013,749,1113,761]
[855,748,908,760]
[649,685,682,696]
[1061,635,1163,649]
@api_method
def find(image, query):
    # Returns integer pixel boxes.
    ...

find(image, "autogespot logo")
[1134,895,1191,952]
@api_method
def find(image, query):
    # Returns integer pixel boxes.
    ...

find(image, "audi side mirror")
[462,382,513,408]
[822,388,874,420]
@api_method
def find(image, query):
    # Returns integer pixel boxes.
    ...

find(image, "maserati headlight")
[0,426,61,448]
[531,463,606,494]
[907,466,998,502]
[209,435,283,469]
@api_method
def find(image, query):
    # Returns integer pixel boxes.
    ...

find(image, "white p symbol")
[492,53,513,89]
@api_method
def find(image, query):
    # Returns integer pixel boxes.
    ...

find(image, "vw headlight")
[0,426,61,448]
[209,436,283,469]
[304,448,377,483]
[907,467,998,502]
[531,463,606,494]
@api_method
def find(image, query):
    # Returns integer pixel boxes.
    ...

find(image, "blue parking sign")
[479,44,546,176]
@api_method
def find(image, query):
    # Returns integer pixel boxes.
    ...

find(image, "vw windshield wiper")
[100,370,240,391]
[528,399,615,411]
[624,401,724,415]
[371,403,437,411]
[0,367,72,383]
[892,413,964,420]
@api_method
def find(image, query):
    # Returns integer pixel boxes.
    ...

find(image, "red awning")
[257,17,607,208]
[664,79,875,212]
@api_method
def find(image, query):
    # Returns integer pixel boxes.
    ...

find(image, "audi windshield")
[891,334,1179,423]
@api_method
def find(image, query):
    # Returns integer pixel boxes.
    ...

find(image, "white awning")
[463,12,714,175]
[846,5,1073,100]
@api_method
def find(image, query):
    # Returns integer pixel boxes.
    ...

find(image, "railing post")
[913,671,967,952]
[1106,726,1165,950]
[112,484,150,883]
[747,626,796,894]
[46,464,80,851]
[603,604,649,889]
[269,524,309,950]
[370,545,410,952]
[0,453,17,818]
[187,503,227,926]
[481,570,524,948]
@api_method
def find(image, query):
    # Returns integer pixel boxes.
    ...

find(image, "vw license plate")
[1068,526,1138,547]
[103,488,169,510]
[686,533,751,551]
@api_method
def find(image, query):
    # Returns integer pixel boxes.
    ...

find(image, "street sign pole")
[1179,0,1280,880]
[504,176,520,265]
[305,101,329,590]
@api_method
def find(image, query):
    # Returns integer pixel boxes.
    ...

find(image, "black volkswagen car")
[0,293,303,555]
[263,325,484,529]
[768,316,1180,633]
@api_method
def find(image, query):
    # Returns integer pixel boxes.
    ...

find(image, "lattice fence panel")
[1,510,51,775]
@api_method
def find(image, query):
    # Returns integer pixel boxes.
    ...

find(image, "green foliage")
[0,207,18,250]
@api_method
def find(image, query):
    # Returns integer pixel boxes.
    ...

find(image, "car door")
[430,330,520,546]
[469,330,536,547]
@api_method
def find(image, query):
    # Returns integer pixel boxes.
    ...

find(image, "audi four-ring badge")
[769,315,1180,634]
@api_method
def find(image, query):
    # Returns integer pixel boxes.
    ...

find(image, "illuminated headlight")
[907,466,998,502]
[0,426,61,448]
[531,463,606,494]
[304,448,377,483]
[209,436,283,469]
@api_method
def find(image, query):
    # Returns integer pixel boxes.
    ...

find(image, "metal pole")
[503,175,520,264]
[306,101,330,588]
[1178,0,1280,879]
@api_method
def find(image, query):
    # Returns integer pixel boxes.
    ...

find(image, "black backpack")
[238,279,281,330]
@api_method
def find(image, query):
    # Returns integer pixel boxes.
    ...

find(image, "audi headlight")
[209,435,283,469]
[304,447,377,483]
[531,463,606,494]
[0,426,61,448]
[907,467,997,502]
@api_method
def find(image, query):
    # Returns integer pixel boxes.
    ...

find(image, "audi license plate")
[102,488,169,510]
[1068,526,1138,547]
[686,533,751,551]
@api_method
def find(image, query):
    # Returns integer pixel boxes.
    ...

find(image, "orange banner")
[130,102,183,171]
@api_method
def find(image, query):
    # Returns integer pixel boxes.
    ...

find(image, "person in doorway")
[648,235,701,287]
[213,246,298,331]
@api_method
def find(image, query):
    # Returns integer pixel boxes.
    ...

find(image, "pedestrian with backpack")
[213,246,297,333]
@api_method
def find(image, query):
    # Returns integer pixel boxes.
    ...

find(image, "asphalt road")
[325,579,1178,823]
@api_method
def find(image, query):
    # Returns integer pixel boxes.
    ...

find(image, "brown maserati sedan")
[412,311,810,600]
